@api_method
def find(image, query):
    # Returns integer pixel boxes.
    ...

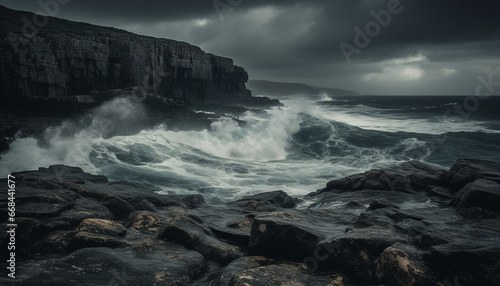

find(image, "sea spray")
[1,96,499,204]
[0,97,148,174]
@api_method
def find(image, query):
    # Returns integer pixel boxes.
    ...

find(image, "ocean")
[1,95,499,205]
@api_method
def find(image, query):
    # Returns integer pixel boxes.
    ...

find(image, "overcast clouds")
[2,0,500,95]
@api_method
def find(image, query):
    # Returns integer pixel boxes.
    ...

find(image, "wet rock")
[320,226,407,282]
[123,197,157,212]
[69,231,130,251]
[367,199,400,211]
[18,165,108,184]
[213,256,276,286]
[1,160,499,285]
[214,256,275,286]
[56,198,114,226]
[446,159,500,191]
[13,182,75,218]
[101,195,137,219]
[313,160,447,195]
[248,212,322,262]
[227,217,254,233]
[130,193,206,211]
[28,231,75,256]
[426,186,455,200]
[424,228,500,285]
[76,218,127,237]
[67,218,129,251]
[227,263,345,286]
[6,245,206,286]
[375,243,429,286]
[210,225,250,248]
[159,215,243,264]
[125,211,166,234]
[450,179,500,218]
[237,190,298,208]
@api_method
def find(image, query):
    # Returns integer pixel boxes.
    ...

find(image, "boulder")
[6,245,206,285]
[450,179,500,218]
[125,211,166,234]
[375,243,429,286]
[236,190,298,209]
[228,264,346,286]
[312,160,447,195]
[248,212,321,262]
[76,218,127,237]
[1,160,500,285]
[158,215,243,264]
[446,159,500,191]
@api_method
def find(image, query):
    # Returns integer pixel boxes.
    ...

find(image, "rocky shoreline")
[1,159,499,285]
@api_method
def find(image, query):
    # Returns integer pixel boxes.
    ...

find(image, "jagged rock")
[423,218,500,285]
[236,190,298,209]
[312,160,447,195]
[375,243,428,286]
[248,212,322,262]
[125,211,166,234]
[1,160,500,285]
[68,218,128,251]
[101,194,137,219]
[6,245,206,285]
[450,179,500,218]
[446,159,500,191]
[76,218,127,237]
[13,185,75,218]
[214,256,347,286]
[35,165,108,184]
[69,231,130,251]
[227,263,345,286]
[28,230,75,255]
[158,215,243,264]
[366,199,400,211]
[213,256,276,286]
[227,217,254,233]
[319,226,407,282]
[57,198,114,225]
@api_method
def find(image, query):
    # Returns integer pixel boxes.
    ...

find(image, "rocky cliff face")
[0,5,261,106]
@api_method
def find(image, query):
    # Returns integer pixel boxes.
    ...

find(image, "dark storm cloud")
[0,0,312,22]
[1,0,499,94]
[293,0,500,60]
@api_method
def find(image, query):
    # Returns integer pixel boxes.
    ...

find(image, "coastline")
[1,159,499,285]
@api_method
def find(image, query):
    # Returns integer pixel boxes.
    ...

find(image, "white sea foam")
[3,96,494,203]
[318,102,499,134]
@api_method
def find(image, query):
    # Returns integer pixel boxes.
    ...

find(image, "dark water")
[315,95,500,167]
[1,95,499,204]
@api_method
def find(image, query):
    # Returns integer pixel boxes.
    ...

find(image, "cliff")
[0,5,276,107]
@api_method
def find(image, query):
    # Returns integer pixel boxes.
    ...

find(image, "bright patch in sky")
[363,66,425,82]
[441,68,458,77]
[195,19,209,26]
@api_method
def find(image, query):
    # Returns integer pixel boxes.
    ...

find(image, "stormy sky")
[2,0,500,95]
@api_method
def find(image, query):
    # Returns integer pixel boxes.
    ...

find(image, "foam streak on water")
[1,96,500,204]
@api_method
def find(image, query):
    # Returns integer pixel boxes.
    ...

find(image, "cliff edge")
[0,5,277,107]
